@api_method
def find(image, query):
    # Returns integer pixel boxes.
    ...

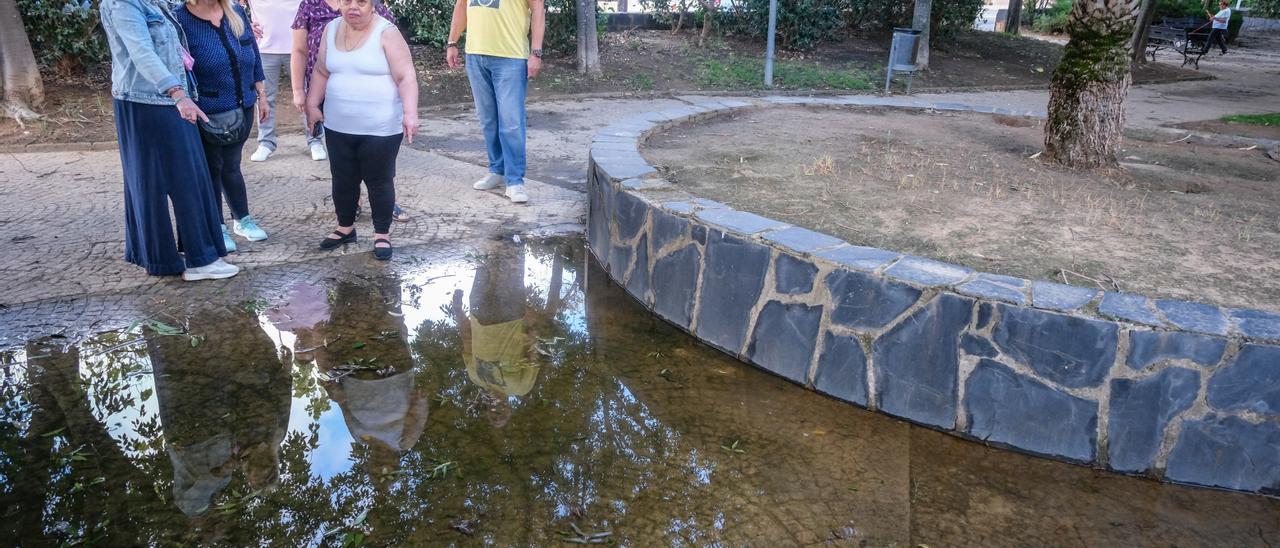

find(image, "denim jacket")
[101,0,198,105]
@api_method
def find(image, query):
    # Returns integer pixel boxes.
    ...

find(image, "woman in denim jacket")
[100,0,240,281]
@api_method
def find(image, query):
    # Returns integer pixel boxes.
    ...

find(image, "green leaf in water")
[341,531,365,547]
[352,342,366,350]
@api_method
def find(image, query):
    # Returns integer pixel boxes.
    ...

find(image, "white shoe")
[473,173,503,190]
[182,258,240,281]
[505,185,529,204]
[250,144,273,162]
[310,142,328,161]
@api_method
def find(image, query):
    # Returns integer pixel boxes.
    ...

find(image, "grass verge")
[697,56,877,91]
[1222,113,1280,126]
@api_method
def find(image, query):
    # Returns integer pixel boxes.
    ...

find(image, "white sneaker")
[310,142,328,161]
[473,173,503,190]
[182,258,240,281]
[505,185,529,204]
[250,144,273,162]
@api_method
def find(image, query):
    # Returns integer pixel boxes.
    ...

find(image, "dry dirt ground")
[0,30,1207,146]
[643,106,1280,311]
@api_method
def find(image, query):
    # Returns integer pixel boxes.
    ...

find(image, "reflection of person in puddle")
[300,281,429,466]
[148,307,291,517]
[450,238,541,427]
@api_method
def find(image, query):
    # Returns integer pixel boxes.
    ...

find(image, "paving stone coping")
[586,95,1280,497]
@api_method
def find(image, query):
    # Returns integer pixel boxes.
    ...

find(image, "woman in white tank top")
[304,0,418,261]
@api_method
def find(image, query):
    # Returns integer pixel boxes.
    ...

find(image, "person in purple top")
[289,0,407,220]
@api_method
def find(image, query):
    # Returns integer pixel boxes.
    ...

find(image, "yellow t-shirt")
[466,318,539,396]
[465,0,531,59]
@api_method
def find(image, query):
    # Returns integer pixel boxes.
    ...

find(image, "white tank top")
[323,17,403,137]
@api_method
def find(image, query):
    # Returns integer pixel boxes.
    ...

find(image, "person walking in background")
[446,0,545,204]
[306,0,418,261]
[247,0,313,162]
[100,0,239,281]
[291,0,410,221]
[1202,0,1231,55]
[177,0,271,252]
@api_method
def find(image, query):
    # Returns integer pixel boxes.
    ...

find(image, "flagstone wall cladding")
[586,96,1280,496]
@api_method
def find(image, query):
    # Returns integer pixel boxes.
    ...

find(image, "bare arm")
[528,0,545,78]
[382,25,420,142]
[446,0,467,69]
[305,25,330,128]
[290,27,309,110]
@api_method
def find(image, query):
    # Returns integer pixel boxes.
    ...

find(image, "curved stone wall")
[586,96,1280,496]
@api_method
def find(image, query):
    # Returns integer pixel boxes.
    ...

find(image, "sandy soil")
[643,106,1280,311]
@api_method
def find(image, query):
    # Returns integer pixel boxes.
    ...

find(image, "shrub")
[932,0,985,41]
[715,0,844,51]
[390,0,456,47]
[1031,0,1071,33]
[17,0,109,74]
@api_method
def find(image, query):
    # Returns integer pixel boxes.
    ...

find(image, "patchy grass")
[1222,113,1280,126]
[697,57,877,91]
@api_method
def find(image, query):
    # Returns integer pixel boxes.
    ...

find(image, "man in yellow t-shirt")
[445,0,545,205]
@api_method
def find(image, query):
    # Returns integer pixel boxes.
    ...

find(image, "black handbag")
[198,108,249,146]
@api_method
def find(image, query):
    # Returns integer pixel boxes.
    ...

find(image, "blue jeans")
[466,54,528,187]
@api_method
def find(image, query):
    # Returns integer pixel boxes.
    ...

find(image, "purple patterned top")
[291,0,394,90]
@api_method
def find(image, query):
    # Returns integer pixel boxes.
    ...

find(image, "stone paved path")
[2,31,1276,338]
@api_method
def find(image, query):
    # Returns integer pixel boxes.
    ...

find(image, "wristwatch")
[446,41,458,49]
[531,48,544,58]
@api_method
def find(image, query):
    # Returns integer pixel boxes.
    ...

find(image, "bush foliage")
[17,0,109,73]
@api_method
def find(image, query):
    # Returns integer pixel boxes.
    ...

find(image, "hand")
[176,97,209,124]
[402,114,420,144]
[446,46,461,69]
[292,90,306,112]
[257,96,270,123]
[527,55,542,79]
[252,21,264,40]
[306,106,324,130]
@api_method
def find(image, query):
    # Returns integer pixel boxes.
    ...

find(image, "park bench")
[1145,18,1212,69]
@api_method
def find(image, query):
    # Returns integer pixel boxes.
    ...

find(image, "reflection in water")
[1,237,1278,546]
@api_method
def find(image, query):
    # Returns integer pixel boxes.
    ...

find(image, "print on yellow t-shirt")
[466,0,531,59]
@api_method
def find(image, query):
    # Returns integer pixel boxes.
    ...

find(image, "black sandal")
[373,237,393,261]
[319,229,357,250]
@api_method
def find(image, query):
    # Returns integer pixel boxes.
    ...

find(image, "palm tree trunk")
[1044,0,1141,168]
[0,0,44,118]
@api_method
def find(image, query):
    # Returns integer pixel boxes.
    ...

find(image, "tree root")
[3,100,43,128]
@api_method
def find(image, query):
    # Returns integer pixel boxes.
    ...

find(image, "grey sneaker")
[505,185,528,204]
[182,258,240,281]
[473,173,503,190]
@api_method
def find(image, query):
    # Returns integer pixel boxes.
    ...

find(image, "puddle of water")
[1,237,1278,546]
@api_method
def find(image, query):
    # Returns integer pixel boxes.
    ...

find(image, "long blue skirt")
[115,100,227,275]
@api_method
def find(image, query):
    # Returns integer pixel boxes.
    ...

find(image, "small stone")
[747,301,824,384]
[813,333,869,406]
[764,227,845,254]
[1126,330,1227,370]
[1207,344,1280,417]
[873,293,973,429]
[694,208,790,235]
[1165,415,1280,493]
[817,245,900,273]
[965,359,1098,462]
[1031,281,1099,312]
[1099,292,1164,327]
[884,256,973,287]
[956,273,1028,305]
[1107,367,1200,473]
[1155,300,1229,336]
[992,304,1118,389]
[774,254,817,295]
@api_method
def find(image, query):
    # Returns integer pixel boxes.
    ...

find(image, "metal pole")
[764,0,777,88]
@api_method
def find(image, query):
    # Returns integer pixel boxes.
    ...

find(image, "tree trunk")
[1006,0,1023,34]
[0,0,45,120]
[576,0,601,75]
[1044,0,1141,168]
[697,0,714,46]
[1129,0,1158,64]
[912,0,932,69]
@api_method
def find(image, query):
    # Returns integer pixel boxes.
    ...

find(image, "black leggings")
[326,129,402,234]
[1203,28,1228,54]
[201,107,254,222]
